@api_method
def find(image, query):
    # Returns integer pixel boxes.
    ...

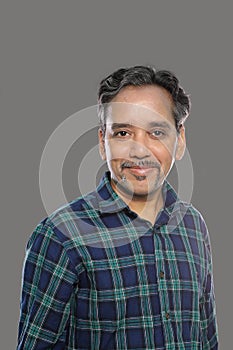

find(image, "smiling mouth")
[127,167,155,176]
[121,161,160,170]
[121,161,160,177]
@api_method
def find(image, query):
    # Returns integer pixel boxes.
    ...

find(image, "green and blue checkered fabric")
[17,172,218,349]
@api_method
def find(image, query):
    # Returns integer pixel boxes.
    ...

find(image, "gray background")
[1,1,232,348]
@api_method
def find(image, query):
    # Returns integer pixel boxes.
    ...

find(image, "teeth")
[122,161,156,168]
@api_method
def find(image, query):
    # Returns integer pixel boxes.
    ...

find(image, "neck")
[130,191,164,225]
[111,181,164,225]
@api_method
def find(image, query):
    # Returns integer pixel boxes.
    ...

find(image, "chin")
[130,184,160,196]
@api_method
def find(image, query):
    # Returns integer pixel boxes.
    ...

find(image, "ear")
[175,125,186,160]
[98,128,106,160]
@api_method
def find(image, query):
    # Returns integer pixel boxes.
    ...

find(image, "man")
[17,66,218,349]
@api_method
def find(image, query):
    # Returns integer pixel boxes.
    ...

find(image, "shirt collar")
[96,172,128,213]
[96,171,181,223]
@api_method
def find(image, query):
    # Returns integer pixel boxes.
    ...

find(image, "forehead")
[106,85,175,128]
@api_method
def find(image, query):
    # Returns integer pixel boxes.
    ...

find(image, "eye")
[113,130,129,137]
[151,130,165,138]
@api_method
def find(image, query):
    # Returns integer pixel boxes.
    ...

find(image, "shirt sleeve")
[17,219,79,349]
[199,217,219,349]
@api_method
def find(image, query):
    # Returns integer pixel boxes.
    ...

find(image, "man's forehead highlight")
[105,101,176,128]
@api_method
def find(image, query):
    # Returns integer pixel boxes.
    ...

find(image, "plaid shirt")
[17,172,218,349]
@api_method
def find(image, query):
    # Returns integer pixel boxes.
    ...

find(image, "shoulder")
[185,203,208,234]
[164,181,208,234]
[26,192,100,268]
[173,199,210,245]
[29,189,101,248]
[48,189,100,224]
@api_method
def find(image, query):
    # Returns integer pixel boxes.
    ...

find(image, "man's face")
[98,85,186,199]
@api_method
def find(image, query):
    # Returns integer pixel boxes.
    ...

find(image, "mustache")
[121,160,160,169]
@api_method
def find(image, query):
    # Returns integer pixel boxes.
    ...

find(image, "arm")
[199,218,218,349]
[17,220,78,349]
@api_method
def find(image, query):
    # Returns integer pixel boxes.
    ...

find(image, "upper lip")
[121,161,160,169]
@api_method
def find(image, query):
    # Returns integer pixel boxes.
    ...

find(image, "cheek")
[105,141,129,160]
[151,141,176,164]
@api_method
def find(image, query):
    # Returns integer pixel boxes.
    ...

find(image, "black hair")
[98,65,191,132]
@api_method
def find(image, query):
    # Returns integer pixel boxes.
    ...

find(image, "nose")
[129,134,151,159]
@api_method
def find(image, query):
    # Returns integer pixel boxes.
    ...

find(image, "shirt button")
[165,312,170,320]
[159,271,165,278]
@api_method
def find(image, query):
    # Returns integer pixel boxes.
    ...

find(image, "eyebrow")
[110,121,172,131]
[111,123,133,130]
[148,121,172,130]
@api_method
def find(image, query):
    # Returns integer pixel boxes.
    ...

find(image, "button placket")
[153,226,174,346]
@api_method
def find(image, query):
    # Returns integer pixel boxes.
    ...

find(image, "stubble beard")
[116,167,163,199]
